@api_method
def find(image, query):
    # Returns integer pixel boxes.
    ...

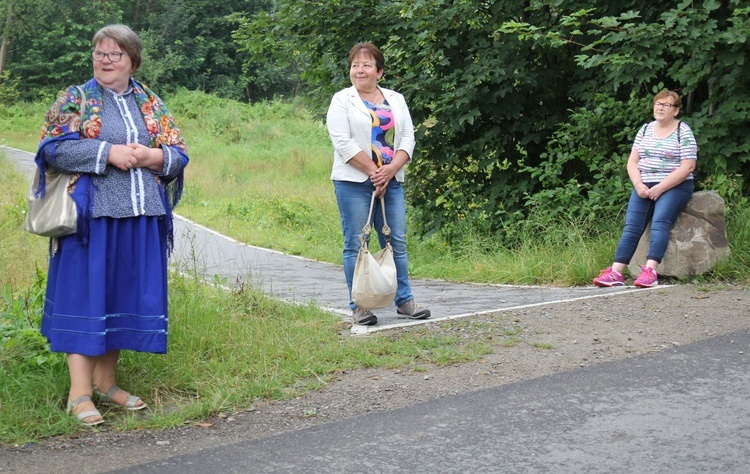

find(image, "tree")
[0,0,287,101]
[238,0,750,241]
[0,0,13,77]
[133,0,282,101]
[0,0,120,99]
[503,0,750,208]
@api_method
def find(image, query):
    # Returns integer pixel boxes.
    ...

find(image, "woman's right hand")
[635,182,650,199]
[128,143,165,172]
[374,184,387,197]
[108,144,138,171]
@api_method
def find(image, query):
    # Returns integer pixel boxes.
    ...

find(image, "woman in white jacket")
[326,42,430,326]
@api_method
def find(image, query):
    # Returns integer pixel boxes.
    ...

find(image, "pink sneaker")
[593,267,625,287]
[634,266,658,288]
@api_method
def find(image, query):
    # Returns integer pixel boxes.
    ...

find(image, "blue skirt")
[41,216,169,356]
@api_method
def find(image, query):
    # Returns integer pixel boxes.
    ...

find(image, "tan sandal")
[96,385,147,411]
[67,395,104,426]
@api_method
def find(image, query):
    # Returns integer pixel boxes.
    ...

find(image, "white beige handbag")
[23,169,78,237]
[351,192,398,310]
[24,86,84,238]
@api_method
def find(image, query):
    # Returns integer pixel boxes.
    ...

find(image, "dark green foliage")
[2,0,121,100]
[0,71,21,105]
[520,93,648,230]
[236,0,750,244]
[3,0,748,244]
[522,0,750,209]
[0,0,291,102]
[135,0,286,101]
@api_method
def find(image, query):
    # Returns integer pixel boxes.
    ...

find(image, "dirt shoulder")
[2,284,749,473]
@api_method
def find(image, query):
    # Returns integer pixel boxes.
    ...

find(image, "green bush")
[0,72,22,107]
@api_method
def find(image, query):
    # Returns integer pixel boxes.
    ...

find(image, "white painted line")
[350,285,673,335]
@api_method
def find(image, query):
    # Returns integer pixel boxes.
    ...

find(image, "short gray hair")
[93,24,142,72]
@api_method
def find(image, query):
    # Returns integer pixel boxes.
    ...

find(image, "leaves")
[232,0,750,241]
[4,0,749,244]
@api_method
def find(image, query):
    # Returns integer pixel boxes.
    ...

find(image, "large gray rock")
[628,190,730,278]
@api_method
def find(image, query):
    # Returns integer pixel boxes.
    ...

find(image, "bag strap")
[360,192,391,243]
[43,86,85,252]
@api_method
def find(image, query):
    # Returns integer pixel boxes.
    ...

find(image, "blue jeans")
[334,179,413,310]
[614,180,694,265]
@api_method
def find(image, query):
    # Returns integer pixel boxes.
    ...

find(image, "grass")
[0,148,496,443]
[2,90,749,443]
[0,231,497,442]
[163,91,343,263]
[531,342,554,350]
[0,90,628,284]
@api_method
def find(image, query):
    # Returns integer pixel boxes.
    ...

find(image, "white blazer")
[326,85,415,183]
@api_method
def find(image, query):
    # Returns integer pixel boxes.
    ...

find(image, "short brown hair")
[653,90,681,109]
[93,24,142,72]
[347,43,385,73]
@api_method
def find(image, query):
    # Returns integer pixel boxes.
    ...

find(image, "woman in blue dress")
[36,24,189,425]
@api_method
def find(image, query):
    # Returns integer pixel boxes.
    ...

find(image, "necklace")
[358,88,382,102]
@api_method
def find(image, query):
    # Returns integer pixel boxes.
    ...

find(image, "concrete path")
[3,145,637,335]
[112,329,750,473]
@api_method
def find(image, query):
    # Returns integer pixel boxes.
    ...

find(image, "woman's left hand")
[647,160,695,201]
[370,164,396,188]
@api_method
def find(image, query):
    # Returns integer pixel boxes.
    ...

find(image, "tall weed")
[710,205,750,281]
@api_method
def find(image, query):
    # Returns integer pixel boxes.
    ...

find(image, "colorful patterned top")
[364,99,395,167]
[634,120,697,183]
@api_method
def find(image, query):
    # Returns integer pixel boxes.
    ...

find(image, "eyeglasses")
[654,102,677,109]
[92,50,126,63]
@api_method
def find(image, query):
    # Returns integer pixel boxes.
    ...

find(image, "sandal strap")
[67,395,93,411]
[104,384,122,399]
[67,396,103,425]
[122,395,143,408]
[74,409,102,421]
[98,384,145,409]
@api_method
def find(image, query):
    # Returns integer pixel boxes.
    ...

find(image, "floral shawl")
[35,78,188,249]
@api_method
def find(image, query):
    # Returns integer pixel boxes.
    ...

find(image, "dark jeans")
[614,179,694,265]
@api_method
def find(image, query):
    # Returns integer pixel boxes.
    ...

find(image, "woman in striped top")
[593,90,697,288]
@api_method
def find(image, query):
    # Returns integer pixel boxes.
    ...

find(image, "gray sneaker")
[396,300,431,320]
[352,307,378,326]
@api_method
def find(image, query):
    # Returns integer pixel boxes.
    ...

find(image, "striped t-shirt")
[634,120,698,183]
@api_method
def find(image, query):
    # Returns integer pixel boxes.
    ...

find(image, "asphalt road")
[112,329,750,473]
